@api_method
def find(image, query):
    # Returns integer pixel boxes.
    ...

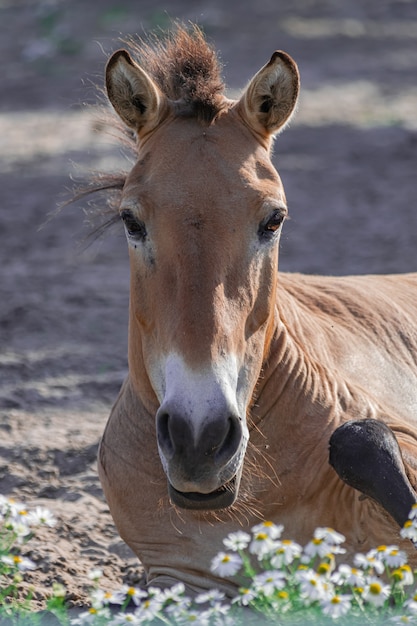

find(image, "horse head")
[105,28,299,511]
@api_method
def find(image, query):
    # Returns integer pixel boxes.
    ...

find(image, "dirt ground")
[0,0,416,609]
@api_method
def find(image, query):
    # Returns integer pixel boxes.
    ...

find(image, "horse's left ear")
[238,51,300,137]
[105,49,168,136]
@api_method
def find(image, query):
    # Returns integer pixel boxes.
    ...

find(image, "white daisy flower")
[232,586,257,606]
[169,607,211,625]
[407,503,417,520]
[1,554,36,571]
[252,570,286,596]
[160,582,188,605]
[302,527,345,560]
[353,552,385,574]
[383,547,408,568]
[303,537,333,560]
[296,568,333,602]
[26,506,57,528]
[71,608,106,625]
[118,585,148,606]
[0,494,10,510]
[195,589,225,605]
[249,532,278,560]
[362,576,391,607]
[331,563,365,587]
[401,519,417,543]
[320,593,352,619]
[251,521,283,540]
[110,613,142,625]
[392,564,414,586]
[6,500,27,519]
[5,519,32,543]
[210,551,242,577]
[404,592,417,614]
[87,568,103,582]
[203,601,231,622]
[314,527,345,545]
[223,531,251,552]
[90,588,123,609]
[388,616,416,625]
[270,539,302,568]
[133,595,164,621]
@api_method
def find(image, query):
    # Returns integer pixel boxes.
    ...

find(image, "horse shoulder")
[276,272,417,422]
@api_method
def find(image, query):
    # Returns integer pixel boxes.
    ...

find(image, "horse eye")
[120,209,147,241]
[258,210,285,240]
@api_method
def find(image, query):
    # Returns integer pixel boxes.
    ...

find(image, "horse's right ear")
[238,51,300,138]
[106,49,167,135]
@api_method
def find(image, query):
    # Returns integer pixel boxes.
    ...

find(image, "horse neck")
[252,278,345,429]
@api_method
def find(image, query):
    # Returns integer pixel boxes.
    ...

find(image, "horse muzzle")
[156,405,247,511]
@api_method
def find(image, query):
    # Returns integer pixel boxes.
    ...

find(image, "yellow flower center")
[126,587,136,596]
[331,596,341,605]
[255,533,268,541]
[369,583,382,595]
[221,555,231,563]
[392,569,403,581]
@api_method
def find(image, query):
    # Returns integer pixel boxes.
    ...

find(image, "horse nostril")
[156,411,174,459]
[214,416,242,464]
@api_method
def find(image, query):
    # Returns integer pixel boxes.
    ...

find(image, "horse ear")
[238,51,300,137]
[105,49,167,135]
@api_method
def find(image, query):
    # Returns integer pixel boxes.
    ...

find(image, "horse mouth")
[168,476,238,511]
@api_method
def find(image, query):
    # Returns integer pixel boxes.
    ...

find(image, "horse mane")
[68,24,225,238]
[127,23,225,123]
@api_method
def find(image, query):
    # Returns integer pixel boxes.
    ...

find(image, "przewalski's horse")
[96,26,417,595]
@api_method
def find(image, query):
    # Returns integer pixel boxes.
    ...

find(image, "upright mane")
[127,24,226,123]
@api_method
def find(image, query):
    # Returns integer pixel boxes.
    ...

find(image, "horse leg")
[329,418,417,528]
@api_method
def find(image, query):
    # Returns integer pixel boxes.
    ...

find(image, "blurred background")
[1,0,417,412]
